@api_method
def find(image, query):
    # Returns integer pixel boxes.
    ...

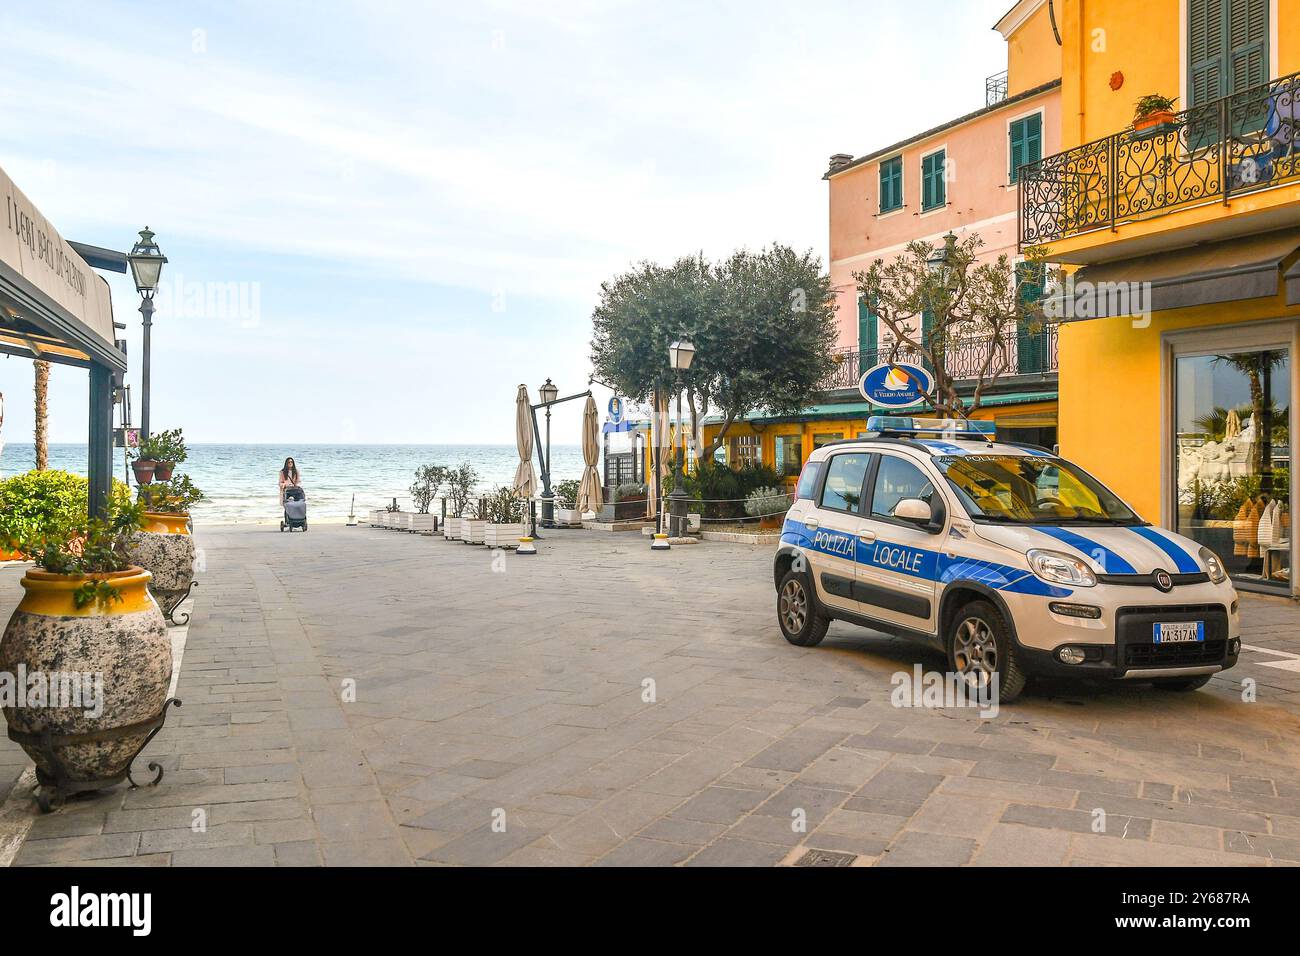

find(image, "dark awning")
[1055,227,1300,320]
[1286,255,1300,307]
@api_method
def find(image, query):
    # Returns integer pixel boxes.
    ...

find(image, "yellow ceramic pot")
[1,567,171,798]
[141,511,191,535]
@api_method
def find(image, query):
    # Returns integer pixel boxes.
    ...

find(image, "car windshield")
[935,455,1142,525]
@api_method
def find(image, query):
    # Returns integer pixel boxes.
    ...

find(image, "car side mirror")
[895,497,933,525]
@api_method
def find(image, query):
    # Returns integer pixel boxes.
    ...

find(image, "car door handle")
[858,530,877,543]
[804,518,820,530]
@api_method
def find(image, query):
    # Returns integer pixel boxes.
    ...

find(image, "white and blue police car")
[773,417,1241,702]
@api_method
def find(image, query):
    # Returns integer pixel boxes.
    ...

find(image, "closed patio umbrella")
[577,395,603,515]
[513,384,537,499]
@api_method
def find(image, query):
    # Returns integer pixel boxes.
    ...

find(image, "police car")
[773,417,1240,702]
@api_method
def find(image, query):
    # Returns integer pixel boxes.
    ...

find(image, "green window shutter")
[1009,116,1041,183]
[857,296,877,358]
[1189,0,1227,108]
[879,158,902,212]
[1227,0,1268,93]
[1015,262,1046,374]
[922,151,946,211]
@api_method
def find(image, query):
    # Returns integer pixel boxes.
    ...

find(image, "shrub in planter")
[132,428,187,482]
[130,477,204,619]
[408,464,449,533]
[461,499,487,545]
[0,470,131,558]
[552,477,584,525]
[483,487,526,547]
[744,486,791,529]
[443,463,479,540]
[1,505,173,806]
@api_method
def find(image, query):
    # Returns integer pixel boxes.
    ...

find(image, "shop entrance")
[1173,341,1292,592]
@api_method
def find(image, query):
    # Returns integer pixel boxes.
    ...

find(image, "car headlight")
[1027,549,1097,587]
[1199,546,1227,584]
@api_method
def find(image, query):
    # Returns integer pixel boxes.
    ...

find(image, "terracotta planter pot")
[1134,109,1177,131]
[152,461,176,481]
[131,459,157,485]
[0,567,172,805]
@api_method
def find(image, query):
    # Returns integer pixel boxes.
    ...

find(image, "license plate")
[1153,621,1204,644]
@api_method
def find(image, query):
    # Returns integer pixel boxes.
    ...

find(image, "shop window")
[730,434,761,467]
[813,433,843,449]
[1175,347,1290,590]
[774,435,803,478]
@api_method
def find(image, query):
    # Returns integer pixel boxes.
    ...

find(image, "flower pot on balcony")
[1133,109,1177,132]
[0,567,174,809]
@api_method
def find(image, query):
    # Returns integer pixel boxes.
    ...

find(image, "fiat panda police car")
[773,417,1241,702]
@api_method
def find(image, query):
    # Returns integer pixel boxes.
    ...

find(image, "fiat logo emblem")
[1154,570,1174,592]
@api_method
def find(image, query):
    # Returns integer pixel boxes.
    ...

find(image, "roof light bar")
[867,416,997,439]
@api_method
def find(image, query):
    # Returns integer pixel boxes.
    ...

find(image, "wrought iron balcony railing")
[1020,70,1300,247]
[820,327,1059,393]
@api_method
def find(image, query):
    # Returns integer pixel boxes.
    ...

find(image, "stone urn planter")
[127,512,197,626]
[483,522,525,548]
[443,516,463,540]
[0,567,177,811]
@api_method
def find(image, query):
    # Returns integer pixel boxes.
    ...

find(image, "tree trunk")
[34,360,50,471]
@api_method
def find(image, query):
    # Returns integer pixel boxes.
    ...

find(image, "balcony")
[1019,71,1299,258]
[820,327,1059,393]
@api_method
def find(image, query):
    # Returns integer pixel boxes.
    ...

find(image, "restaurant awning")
[1056,227,1300,319]
[1,163,124,516]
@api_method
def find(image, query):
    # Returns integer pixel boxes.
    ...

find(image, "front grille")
[1115,604,1229,672]
[1097,572,1209,587]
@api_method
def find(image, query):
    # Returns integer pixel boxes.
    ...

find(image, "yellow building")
[1015,0,1299,595]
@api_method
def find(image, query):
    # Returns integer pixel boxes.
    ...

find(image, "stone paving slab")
[2,525,1300,866]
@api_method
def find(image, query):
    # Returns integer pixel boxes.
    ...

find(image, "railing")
[1020,70,1300,247]
[986,70,1008,107]
[820,327,1059,393]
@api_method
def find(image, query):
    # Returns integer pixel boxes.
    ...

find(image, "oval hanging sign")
[859,362,933,408]
[608,396,625,424]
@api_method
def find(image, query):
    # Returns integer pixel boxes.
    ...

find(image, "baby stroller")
[281,486,307,532]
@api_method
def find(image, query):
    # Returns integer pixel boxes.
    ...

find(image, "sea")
[0,443,586,524]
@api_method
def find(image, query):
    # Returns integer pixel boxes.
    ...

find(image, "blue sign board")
[608,396,625,424]
[858,362,933,408]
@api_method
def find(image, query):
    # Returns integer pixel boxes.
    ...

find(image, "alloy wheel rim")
[954,617,998,686]
[780,579,807,633]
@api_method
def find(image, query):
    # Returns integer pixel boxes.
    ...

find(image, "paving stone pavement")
[3,524,1300,866]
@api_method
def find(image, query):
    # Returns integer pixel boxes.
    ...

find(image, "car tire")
[1150,675,1212,692]
[947,599,1027,704]
[777,568,830,648]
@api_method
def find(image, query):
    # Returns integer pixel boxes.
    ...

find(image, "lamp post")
[127,228,167,441]
[667,338,696,538]
[538,377,559,527]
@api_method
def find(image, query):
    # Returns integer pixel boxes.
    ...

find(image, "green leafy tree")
[854,234,1050,418]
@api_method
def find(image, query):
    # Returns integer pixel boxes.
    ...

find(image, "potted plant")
[745,485,791,530]
[462,499,487,545]
[553,478,583,527]
[0,470,131,561]
[130,476,204,623]
[147,428,187,481]
[442,463,478,541]
[408,464,448,533]
[1,504,176,810]
[1133,93,1178,132]
[483,487,526,547]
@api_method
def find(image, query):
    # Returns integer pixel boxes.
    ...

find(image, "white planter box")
[369,510,383,527]
[443,516,462,540]
[553,508,582,528]
[408,513,439,533]
[462,519,487,544]
[484,523,525,548]
[387,511,405,529]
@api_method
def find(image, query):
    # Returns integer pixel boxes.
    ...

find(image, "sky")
[0,0,1009,447]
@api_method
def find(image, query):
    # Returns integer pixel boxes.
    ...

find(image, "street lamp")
[667,338,696,538]
[538,378,559,526]
[127,227,167,441]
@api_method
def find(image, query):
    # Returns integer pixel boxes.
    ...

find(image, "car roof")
[809,435,1057,461]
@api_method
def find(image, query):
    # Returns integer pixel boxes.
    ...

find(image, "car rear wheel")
[1150,675,1212,692]
[947,599,1026,704]
[777,568,829,648]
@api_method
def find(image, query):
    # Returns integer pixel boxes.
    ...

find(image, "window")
[858,295,878,358]
[1189,0,1269,108]
[870,456,936,520]
[820,453,871,514]
[729,434,761,467]
[1008,113,1042,183]
[921,150,946,211]
[795,461,822,500]
[813,433,843,449]
[775,435,803,478]
[878,156,903,213]
[1015,261,1047,374]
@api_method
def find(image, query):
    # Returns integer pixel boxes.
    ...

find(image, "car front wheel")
[777,568,830,648]
[947,599,1027,703]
